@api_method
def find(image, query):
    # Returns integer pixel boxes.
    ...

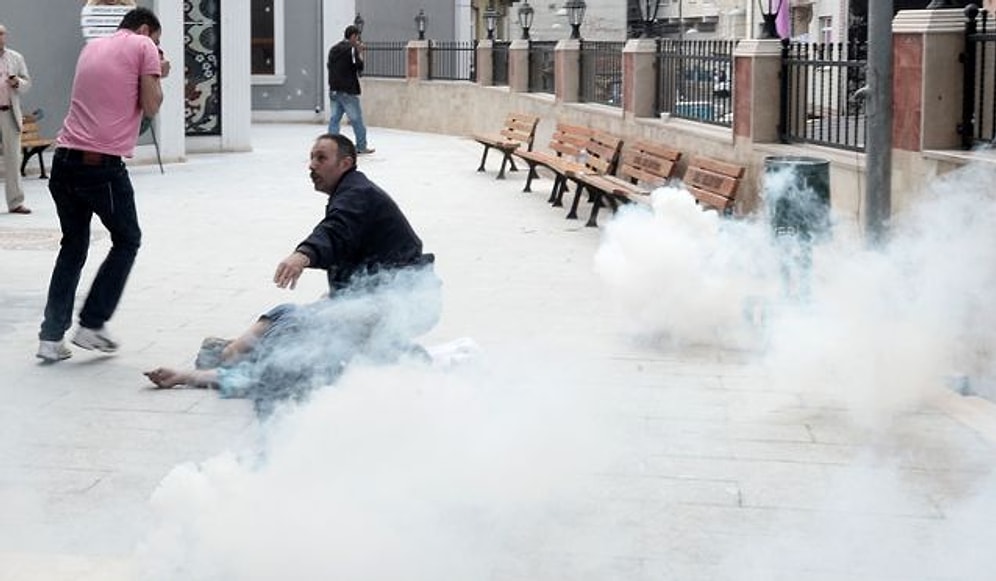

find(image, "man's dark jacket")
[295,168,431,292]
[327,39,363,95]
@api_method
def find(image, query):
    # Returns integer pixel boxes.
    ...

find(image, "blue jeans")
[327,91,368,150]
[39,149,141,341]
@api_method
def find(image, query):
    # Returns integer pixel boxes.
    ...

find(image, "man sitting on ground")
[144,134,439,411]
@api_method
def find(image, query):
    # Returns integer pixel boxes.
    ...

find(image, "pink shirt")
[57,29,161,157]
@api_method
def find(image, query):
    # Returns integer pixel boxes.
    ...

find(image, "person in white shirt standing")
[0,22,32,214]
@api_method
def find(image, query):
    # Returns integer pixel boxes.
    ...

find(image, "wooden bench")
[20,113,54,179]
[512,122,593,197]
[682,155,746,215]
[471,112,540,180]
[550,130,624,220]
[572,139,683,227]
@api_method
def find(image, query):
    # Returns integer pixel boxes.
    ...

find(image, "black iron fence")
[780,39,867,152]
[962,7,996,148]
[429,40,477,81]
[528,40,557,94]
[656,39,735,128]
[363,42,407,78]
[580,41,624,107]
[493,40,511,86]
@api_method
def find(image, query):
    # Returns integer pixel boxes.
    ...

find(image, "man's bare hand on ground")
[274,251,311,289]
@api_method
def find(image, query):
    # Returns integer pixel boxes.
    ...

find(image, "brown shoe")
[9,205,31,214]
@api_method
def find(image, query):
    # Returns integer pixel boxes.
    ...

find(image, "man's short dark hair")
[119,7,162,33]
[318,133,357,163]
[344,25,360,39]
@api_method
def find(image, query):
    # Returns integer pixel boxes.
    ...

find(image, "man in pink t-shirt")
[37,7,171,362]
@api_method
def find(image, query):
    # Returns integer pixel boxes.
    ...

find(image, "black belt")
[0,105,10,111]
[55,148,122,166]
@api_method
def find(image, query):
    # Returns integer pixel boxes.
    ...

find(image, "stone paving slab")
[0,123,994,580]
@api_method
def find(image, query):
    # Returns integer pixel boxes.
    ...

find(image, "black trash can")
[763,156,831,300]
[764,156,831,242]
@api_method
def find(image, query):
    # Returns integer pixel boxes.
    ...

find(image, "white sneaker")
[72,326,119,353]
[37,340,72,362]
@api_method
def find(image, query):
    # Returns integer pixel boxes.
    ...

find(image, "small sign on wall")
[80,5,132,41]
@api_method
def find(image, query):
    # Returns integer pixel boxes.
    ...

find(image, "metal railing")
[362,42,407,78]
[429,40,477,81]
[580,41,624,107]
[528,40,556,94]
[656,39,735,128]
[780,39,867,152]
[962,8,996,148]
[493,40,511,86]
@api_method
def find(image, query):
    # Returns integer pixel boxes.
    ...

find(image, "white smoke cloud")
[137,355,629,581]
[595,162,996,422]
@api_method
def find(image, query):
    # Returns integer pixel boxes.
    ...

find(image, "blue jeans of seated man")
[328,91,369,151]
[39,150,141,342]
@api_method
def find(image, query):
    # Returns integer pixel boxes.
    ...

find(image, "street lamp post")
[484,3,499,40]
[354,12,364,35]
[518,1,535,40]
[565,0,586,40]
[640,0,660,38]
[415,8,427,40]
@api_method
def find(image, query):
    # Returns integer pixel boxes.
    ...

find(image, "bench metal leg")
[523,164,539,192]
[477,146,490,172]
[566,182,585,220]
[585,190,605,227]
[508,157,519,172]
[549,176,565,206]
[496,152,510,180]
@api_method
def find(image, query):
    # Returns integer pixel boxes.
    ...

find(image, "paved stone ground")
[1,123,994,580]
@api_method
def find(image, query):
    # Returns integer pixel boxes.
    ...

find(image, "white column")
[221,4,252,151]
[153,0,186,163]
[455,0,472,43]
[322,0,356,123]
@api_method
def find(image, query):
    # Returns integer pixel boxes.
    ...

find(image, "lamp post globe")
[565,0,586,40]
[484,4,499,40]
[518,1,535,40]
[640,0,660,38]
[415,9,427,40]
[354,12,364,34]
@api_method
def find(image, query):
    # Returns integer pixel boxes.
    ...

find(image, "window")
[819,15,833,44]
[251,0,285,83]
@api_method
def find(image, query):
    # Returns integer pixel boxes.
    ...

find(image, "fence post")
[891,8,966,151]
[508,39,529,92]
[555,39,581,103]
[407,40,430,81]
[732,39,782,144]
[622,38,657,118]
[477,39,494,86]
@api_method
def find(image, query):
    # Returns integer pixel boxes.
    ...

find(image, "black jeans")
[39,149,141,341]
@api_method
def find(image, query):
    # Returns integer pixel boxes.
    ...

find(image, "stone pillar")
[622,38,657,119]
[555,39,581,103]
[153,0,186,162]
[892,9,966,151]
[477,40,494,86]
[407,40,429,81]
[508,39,529,92]
[220,4,252,151]
[732,39,782,144]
